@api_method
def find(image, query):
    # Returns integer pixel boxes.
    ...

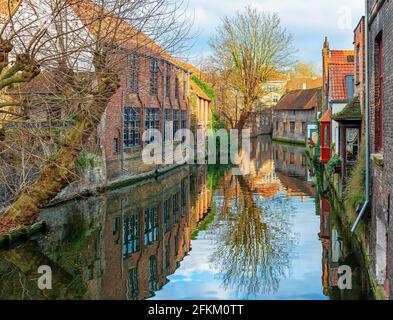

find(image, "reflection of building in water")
[273,143,315,198]
[248,136,281,198]
[0,166,212,300]
[101,166,211,300]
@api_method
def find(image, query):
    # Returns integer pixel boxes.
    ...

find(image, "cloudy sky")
[186,0,364,70]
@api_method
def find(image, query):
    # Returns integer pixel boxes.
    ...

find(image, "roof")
[274,88,322,111]
[0,0,21,17]
[191,79,211,101]
[331,96,361,121]
[287,77,323,91]
[328,50,355,64]
[320,110,331,123]
[70,0,179,64]
[328,63,354,101]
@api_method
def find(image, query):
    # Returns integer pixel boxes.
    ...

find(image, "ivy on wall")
[191,75,225,130]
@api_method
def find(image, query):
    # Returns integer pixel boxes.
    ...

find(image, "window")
[290,121,295,134]
[149,256,158,292]
[375,34,383,152]
[150,59,159,96]
[290,153,295,165]
[145,108,160,144]
[181,110,187,142]
[113,138,119,155]
[123,212,140,257]
[346,128,359,163]
[323,125,329,148]
[163,198,171,233]
[276,121,279,131]
[164,109,172,140]
[112,217,119,235]
[128,268,138,300]
[174,234,179,254]
[183,71,187,99]
[181,178,186,216]
[302,155,307,167]
[175,69,179,99]
[272,94,279,103]
[165,244,170,275]
[302,122,307,135]
[356,44,360,83]
[173,193,179,224]
[129,54,138,94]
[166,63,171,97]
[173,110,179,139]
[124,108,140,148]
[144,207,158,245]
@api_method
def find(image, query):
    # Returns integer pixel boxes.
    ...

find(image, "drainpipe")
[352,2,370,233]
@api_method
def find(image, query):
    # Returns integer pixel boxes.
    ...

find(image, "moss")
[191,75,225,130]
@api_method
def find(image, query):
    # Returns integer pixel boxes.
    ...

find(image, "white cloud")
[187,0,364,66]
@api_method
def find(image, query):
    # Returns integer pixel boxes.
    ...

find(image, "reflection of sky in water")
[151,190,327,300]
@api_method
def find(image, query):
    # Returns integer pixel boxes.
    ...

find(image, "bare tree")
[0,0,192,226]
[210,7,294,130]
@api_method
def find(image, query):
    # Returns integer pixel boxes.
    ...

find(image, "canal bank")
[306,142,383,300]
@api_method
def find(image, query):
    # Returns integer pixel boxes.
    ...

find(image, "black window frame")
[124,107,141,148]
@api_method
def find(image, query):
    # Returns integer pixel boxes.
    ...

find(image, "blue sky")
[185,0,364,71]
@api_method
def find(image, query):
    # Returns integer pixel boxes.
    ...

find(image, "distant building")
[248,78,287,136]
[273,88,322,145]
[287,76,323,92]
[321,38,355,156]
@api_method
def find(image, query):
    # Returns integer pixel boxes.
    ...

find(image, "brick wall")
[368,0,393,298]
[102,52,190,180]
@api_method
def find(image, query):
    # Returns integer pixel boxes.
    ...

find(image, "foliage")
[191,75,225,130]
[344,138,366,211]
[209,6,295,130]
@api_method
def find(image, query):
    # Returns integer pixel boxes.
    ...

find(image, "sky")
[185,0,364,71]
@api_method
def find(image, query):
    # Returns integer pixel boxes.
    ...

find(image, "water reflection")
[0,136,370,300]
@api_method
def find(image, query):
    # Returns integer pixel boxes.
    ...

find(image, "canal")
[0,136,370,300]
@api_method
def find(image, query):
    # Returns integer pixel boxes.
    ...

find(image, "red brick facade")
[102,53,190,180]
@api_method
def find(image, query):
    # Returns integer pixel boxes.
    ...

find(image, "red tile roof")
[328,50,354,64]
[328,63,354,101]
[320,110,331,123]
[274,88,322,111]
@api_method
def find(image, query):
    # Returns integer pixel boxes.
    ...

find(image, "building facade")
[367,0,393,299]
[273,88,321,144]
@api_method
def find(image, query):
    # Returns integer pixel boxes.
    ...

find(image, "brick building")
[273,88,322,144]
[101,166,211,300]
[367,0,393,299]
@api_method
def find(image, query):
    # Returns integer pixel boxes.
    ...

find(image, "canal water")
[0,136,370,300]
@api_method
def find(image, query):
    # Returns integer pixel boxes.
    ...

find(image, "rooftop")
[331,96,362,121]
[328,63,354,101]
[274,88,322,111]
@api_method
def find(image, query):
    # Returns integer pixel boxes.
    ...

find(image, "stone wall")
[273,109,316,143]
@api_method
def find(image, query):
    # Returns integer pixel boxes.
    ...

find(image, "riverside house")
[6,0,192,184]
[320,38,355,158]
[273,88,322,145]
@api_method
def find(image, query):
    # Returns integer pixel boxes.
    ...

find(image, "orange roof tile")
[328,63,354,101]
[0,0,21,17]
[320,110,331,123]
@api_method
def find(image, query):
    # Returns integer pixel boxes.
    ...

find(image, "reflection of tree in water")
[210,173,296,298]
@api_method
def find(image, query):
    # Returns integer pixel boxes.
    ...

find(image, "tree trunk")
[3,72,119,224]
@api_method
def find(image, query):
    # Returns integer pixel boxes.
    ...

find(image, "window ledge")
[371,153,384,167]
